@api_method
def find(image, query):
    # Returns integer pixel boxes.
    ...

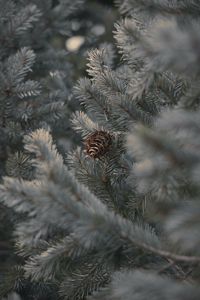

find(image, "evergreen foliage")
[0,1,85,298]
[0,1,117,299]
[0,0,87,178]
[1,0,200,299]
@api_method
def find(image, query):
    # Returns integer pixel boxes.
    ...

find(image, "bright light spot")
[71,21,81,31]
[65,36,85,52]
[91,24,105,36]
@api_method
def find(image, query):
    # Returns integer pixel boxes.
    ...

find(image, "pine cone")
[84,130,112,159]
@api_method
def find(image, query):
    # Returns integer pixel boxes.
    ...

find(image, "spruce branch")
[5,48,36,85]
[115,0,200,16]
[89,270,200,300]
[8,4,42,37]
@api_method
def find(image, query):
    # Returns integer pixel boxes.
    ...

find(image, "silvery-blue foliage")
[1,0,200,300]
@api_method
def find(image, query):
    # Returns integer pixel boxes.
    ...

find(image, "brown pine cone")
[84,130,112,159]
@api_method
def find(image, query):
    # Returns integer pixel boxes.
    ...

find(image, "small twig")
[133,241,200,263]
[158,260,175,274]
